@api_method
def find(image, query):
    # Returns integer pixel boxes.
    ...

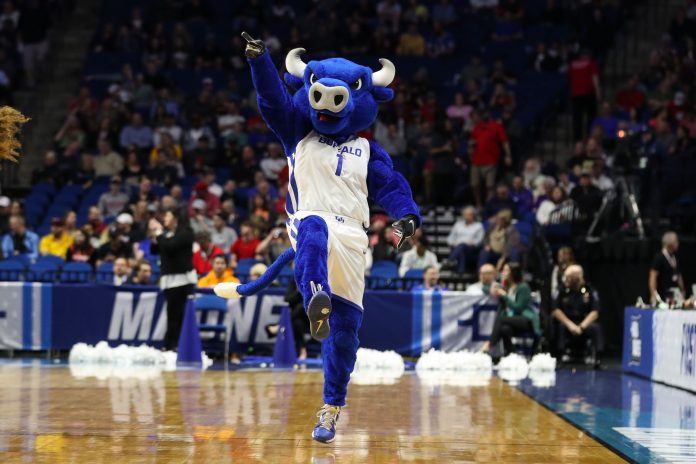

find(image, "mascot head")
[283,48,395,137]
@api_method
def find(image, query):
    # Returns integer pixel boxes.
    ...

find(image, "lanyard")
[662,249,677,270]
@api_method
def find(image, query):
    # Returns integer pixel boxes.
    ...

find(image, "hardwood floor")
[0,364,625,463]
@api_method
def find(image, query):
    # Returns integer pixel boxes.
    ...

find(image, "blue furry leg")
[322,297,363,406]
[294,215,331,308]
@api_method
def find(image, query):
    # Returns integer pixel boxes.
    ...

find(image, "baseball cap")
[116,213,133,225]
[192,199,207,210]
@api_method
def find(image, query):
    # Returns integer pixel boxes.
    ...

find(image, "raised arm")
[244,33,308,152]
[367,140,421,226]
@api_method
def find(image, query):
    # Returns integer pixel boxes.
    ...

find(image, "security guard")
[552,264,603,365]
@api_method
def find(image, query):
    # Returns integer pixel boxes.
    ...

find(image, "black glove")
[392,214,418,250]
[242,31,265,58]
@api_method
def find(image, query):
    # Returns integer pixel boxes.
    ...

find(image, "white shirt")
[593,174,614,191]
[536,200,556,225]
[447,219,484,247]
[398,248,439,277]
[288,131,371,227]
[260,156,287,180]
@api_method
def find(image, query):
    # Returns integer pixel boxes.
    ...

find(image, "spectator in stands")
[591,101,620,141]
[470,109,512,208]
[39,217,73,259]
[17,0,51,87]
[150,133,182,167]
[210,213,238,252]
[256,224,291,263]
[112,257,130,285]
[154,113,183,147]
[197,254,239,288]
[427,22,455,58]
[649,231,686,306]
[552,264,602,364]
[591,162,614,192]
[63,211,78,239]
[31,150,60,185]
[551,246,575,300]
[399,236,439,278]
[464,263,501,296]
[98,176,129,218]
[536,186,567,226]
[87,206,106,235]
[189,199,212,235]
[119,113,153,151]
[375,121,407,157]
[249,262,268,281]
[96,225,133,265]
[93,140,123,178]
[183,114,216,152]
[66,228,95,267]
[482,262,539,357]
[478,209,521,271]
[568,49,601,141]
[192,230,223,276]
[615,76,645,112]
[230,222,260,265]
[127,260,153,285]
[396,23,426,56]
[2,215,39,262]
[445,206,484,275]
[149,207,195,351]
[570,172,602,234]
[54,114,85,152]
[484,183,516,219]
[260,143,285,182]
[510,176,533,218]
[188,181,220,218]
[414,265,444,291]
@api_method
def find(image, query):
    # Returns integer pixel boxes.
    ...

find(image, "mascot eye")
[309,73,317,84]
[350,78,362,90]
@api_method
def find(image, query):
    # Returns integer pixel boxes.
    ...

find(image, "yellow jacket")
[197,269,240,288]
[39,233,74,259]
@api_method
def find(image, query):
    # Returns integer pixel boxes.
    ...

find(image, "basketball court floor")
[0,360,692,463]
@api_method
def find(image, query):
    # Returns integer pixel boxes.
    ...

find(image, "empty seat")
[0,260,25,281]
[60,262,93,283]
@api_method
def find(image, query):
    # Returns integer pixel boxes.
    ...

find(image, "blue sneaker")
[307,289,331,341]
[312,404,340,443]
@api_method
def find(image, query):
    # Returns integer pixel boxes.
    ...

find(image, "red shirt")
[230,238,260,260]
[568,57,598,97]
[616,89,645,111]
[192,245,224,275]
[471,121,508,166]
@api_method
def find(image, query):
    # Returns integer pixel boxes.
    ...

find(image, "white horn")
[285,48,307,78]
[372,58,395,87]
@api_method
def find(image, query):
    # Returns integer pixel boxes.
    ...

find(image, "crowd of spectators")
[0,1,691,297]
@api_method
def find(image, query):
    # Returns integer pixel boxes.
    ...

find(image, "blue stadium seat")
[236,258,260,283]
[60,262,93,283]
[277,265,294,287]
[28,262,60,282]
[370,261,399,289]
[95,261,114,283]
[5,254,32,268]
[37,255,65,267]
[0,260,25,281]
[404,268,424,280]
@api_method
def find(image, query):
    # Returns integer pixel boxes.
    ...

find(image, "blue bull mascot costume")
[215,33,420,443]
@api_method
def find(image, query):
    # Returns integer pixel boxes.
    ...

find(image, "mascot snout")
[309,81,350,114]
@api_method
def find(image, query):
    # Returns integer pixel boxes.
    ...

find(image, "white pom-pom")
[529,353,557,371]
[496,353,530,385]
[214,282,241,299]
[351,348,405,385]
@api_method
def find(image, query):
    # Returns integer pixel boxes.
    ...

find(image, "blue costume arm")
[248,51,309,154]
[366,140,421,225]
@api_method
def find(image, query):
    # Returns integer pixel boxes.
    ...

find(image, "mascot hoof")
[307,290,332,341]
[214,282,241,299]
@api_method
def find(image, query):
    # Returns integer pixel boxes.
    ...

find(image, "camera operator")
[256,223,291,263]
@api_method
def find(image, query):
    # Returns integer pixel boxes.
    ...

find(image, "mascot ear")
[284,72,304,91]
[372,87,394,103]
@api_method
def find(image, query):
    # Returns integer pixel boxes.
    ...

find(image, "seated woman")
[481,262,540,357]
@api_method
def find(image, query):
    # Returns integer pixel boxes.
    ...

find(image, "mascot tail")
[214,247,296,299]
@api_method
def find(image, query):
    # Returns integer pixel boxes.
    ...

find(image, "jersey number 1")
[335,154,344,176]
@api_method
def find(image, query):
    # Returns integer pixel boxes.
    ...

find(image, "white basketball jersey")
[287,131,371,227]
